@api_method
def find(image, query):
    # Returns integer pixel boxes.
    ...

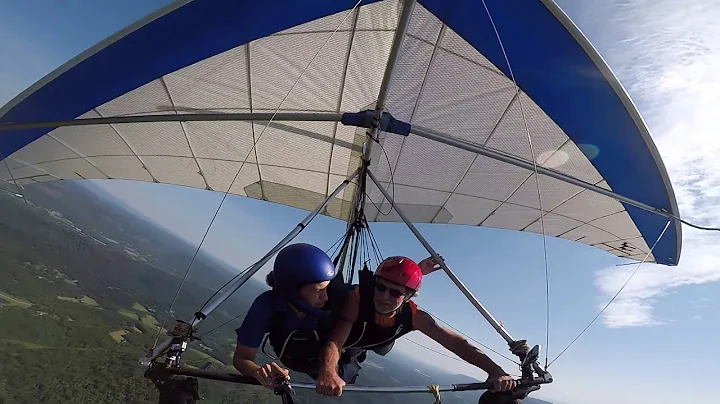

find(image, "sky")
[1,1,719,403]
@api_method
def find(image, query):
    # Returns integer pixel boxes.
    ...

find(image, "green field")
[109,330,128,342]
[140,314,161,330]
[57,295,99,306]
[118,308,139,321]
[0,339,47,349]
[183,348,234,372]
[0,292,33,308]
[0,187,278,404]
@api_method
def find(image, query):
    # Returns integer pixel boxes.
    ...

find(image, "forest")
[0,182,277,403]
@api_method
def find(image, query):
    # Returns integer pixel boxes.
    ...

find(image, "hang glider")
[0,0,692,402]
[0,0,681,266]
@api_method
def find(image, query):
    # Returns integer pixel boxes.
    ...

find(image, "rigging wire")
[404,339,522,379]
[328,235,348,259]
[362,191,386,219]
[418,305,519,366]
[198,310,249,338]
[365,230,374,268]
[361,230,371,272]
[478,0,552,369]
[351,224,364,282]
[358,216,384,271]
[152,0,365,349]
[405,338,465,363]
[366,219,384,264]
[363,224,375,267]
[326,224,356,258]
[547,220,672,367]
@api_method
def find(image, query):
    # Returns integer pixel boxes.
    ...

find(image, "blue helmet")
[271,243,337,317]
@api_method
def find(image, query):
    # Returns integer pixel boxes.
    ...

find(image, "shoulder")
[244,291,278,322]
[235,291,276,348]
[254,290,276,306]
[249,290,276,310]
[406,301,425,329]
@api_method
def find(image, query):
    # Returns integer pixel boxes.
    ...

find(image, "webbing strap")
[428,384,441,404]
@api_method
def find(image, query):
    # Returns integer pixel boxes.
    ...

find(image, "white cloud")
[590,0,720,328]
[595,230,720,327]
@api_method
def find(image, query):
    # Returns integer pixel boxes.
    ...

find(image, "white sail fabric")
[0,0,655,262]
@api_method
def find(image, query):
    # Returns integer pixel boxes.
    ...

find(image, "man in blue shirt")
[233,243,342,389]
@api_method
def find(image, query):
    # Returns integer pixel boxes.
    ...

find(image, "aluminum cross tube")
[0,112,345,131]
[143,167,360,363]
[291,380,545,393]
[366,169,515,343]
[409,125,674,221]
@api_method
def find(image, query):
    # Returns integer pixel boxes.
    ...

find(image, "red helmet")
[375,256,422,292]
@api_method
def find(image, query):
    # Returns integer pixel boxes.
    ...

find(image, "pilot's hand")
[418,255,443,275]
[315,370,346,396]
[486,373,517,393]
[254,362,289,390]
[509,340,530,357]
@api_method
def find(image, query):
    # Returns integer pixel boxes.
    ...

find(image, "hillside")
[18,180,251,291]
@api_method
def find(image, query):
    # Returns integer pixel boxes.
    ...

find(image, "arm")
[233,343,289,389]
[315,288,360,396]
[318,288,359,376]
[233,343,261,375]
[413,308,507,378]
[233,293,288,389]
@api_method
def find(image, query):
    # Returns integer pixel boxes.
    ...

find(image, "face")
[373,277,409,314]
[298,280,330,308]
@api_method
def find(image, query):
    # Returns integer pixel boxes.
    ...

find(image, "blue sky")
[2,1,720,403]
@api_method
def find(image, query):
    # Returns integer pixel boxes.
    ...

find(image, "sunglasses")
[374,282,406,298]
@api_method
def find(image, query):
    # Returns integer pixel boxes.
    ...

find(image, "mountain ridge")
[78,180,247,276]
